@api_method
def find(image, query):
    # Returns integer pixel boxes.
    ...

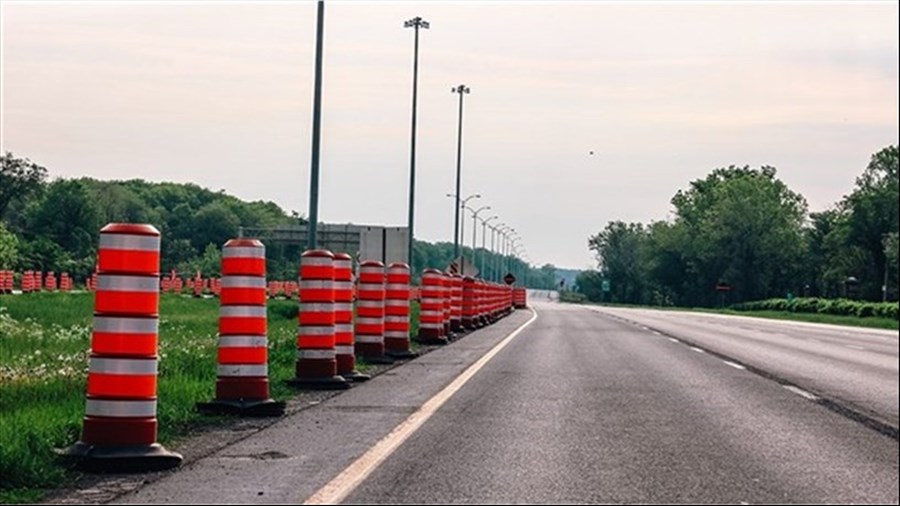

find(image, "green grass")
[1,293,422,503]
[689,308,899,330]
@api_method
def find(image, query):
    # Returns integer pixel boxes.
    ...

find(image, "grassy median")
[0,292,418,503]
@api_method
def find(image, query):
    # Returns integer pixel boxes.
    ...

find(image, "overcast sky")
[2,1,898,270]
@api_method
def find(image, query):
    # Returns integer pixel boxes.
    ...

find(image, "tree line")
[0,152,561,287]
[576,146,898,306]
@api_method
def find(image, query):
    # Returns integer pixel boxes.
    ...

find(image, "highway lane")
[345,301,898,503]
[591,306,899,428]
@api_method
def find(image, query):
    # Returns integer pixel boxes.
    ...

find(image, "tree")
[27,179,102,261]
[843,146,899,299]
[0,152,48,219]
[191,202,240,252]
[0,222,18,269]
[588,221,648,304]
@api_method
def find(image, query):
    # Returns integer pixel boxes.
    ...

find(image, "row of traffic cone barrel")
[62,222,524,473]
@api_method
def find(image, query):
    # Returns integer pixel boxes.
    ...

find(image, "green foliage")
[0,222,18,269]
[731,297,898,321]
[581,147,899,307]
[0,152,48,219]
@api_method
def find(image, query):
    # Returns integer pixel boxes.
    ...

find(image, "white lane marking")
[668,337,680,343]
[783,385,819,401]
[652,331,662,336]
[723,361,746,370]
[303,309,540,505]
[690,347,705,354]
[843,344,866,351]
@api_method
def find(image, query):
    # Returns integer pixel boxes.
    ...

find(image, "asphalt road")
[115,301,898,504]
[344,302,898,504]
[591,306,899,429]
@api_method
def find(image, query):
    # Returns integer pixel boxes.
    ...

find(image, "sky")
[1,1,898,270]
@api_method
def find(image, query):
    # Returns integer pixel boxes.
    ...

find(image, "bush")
[730,297,899,321]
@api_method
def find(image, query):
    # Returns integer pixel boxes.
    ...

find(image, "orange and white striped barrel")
[418,268,447,345]
[290,249,348,389]
[198,239,283,416]
[192,275,203,297]
[212,278,221,297]
[68,223,181,471]
[462,276,476,329]
[449,273,463,332]
[173,276,183,294]
[476,280,487,327]
[45,272,57,292]
[22,271,33,293]
[0,271,8,293]
[333,253,367,381]
[441,273,452,338]
[355,260,390,361]
[161,276,171,293]
[34,271,43,292]
[385,262,415,358]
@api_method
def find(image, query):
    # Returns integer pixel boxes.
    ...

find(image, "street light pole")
[470,205,491,261]
[404,16,429,272]
[451,84,470,261]
[307,0,326,250]
[448,193,479,257]
[481,215,498,276]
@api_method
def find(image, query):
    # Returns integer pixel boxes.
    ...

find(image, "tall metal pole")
[452,84,470,260]
[481,216,498,276]
[307,0,326,250]
[405,16,429,273]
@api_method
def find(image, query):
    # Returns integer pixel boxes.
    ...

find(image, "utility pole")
[307,0,325,250]
[404,16,429,272]
[451,84,470,260]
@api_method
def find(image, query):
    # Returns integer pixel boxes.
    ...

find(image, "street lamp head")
[452,84,471,94]
[405,17,430,29]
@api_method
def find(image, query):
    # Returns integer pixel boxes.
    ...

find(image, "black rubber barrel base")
[195,398,286,417]
[62,442,182,473]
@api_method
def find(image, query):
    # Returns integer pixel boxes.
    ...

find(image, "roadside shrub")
[730,297,899,321]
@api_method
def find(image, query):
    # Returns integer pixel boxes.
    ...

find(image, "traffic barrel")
[334,253,369,382]
[461,276,475,330]
[476,280,487,327]
[355,260,393,364]
[449,273,463,333]
[173,276,183,294]
[45,272,57,292]
[22,271,33,293]
[0,271,8,294]
[385,262,417,359]
[197,239,284,417]
[417,268,448,345]
[65,223,181,472]
[441,273,454,340]
[288,250,349,390]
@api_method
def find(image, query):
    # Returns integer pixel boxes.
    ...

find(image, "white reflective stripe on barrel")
[355,335,383,343]
[385,331,409,338]
[300,302,334,312]
[218,335,268,348]
[385,300,410,307]
[297,349,336,359]
[298,326,334,336]
[220,306,267,318]
[334,345,354,355]
[387,267,409,274]
[99,234,160,251]
[356,317,383,325]
[96,275,159,292]
[93,316,158,334]
[86,399,157,418]
[300,280,332,289]
[420,310,444,317]
[334,302,353,312]
[420,323,443,329]
[222,246,265,258]
[359,268,383,276]
[334,281,353,291]
[335,323,354,333]
[357,300,384,309]
[221,276,267,288]
[334,259,352,267]
[218,364,268,377]
[301,257,333,266]
[385,284,409,291]
[385,316,408,323]
[89,357,158,375]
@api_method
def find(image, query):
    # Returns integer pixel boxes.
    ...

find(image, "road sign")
[601,279,610,292]
[715,283,731,292]
[504,273,516,285]
[448,256,479,277]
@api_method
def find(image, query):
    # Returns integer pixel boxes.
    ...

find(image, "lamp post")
[496,224,512,282]
[447,193,479,255]
[307,0,326,250]
[469,205,491,263]
[404,16,429,272]
[481,215,498,277]
[451,84,471,261]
